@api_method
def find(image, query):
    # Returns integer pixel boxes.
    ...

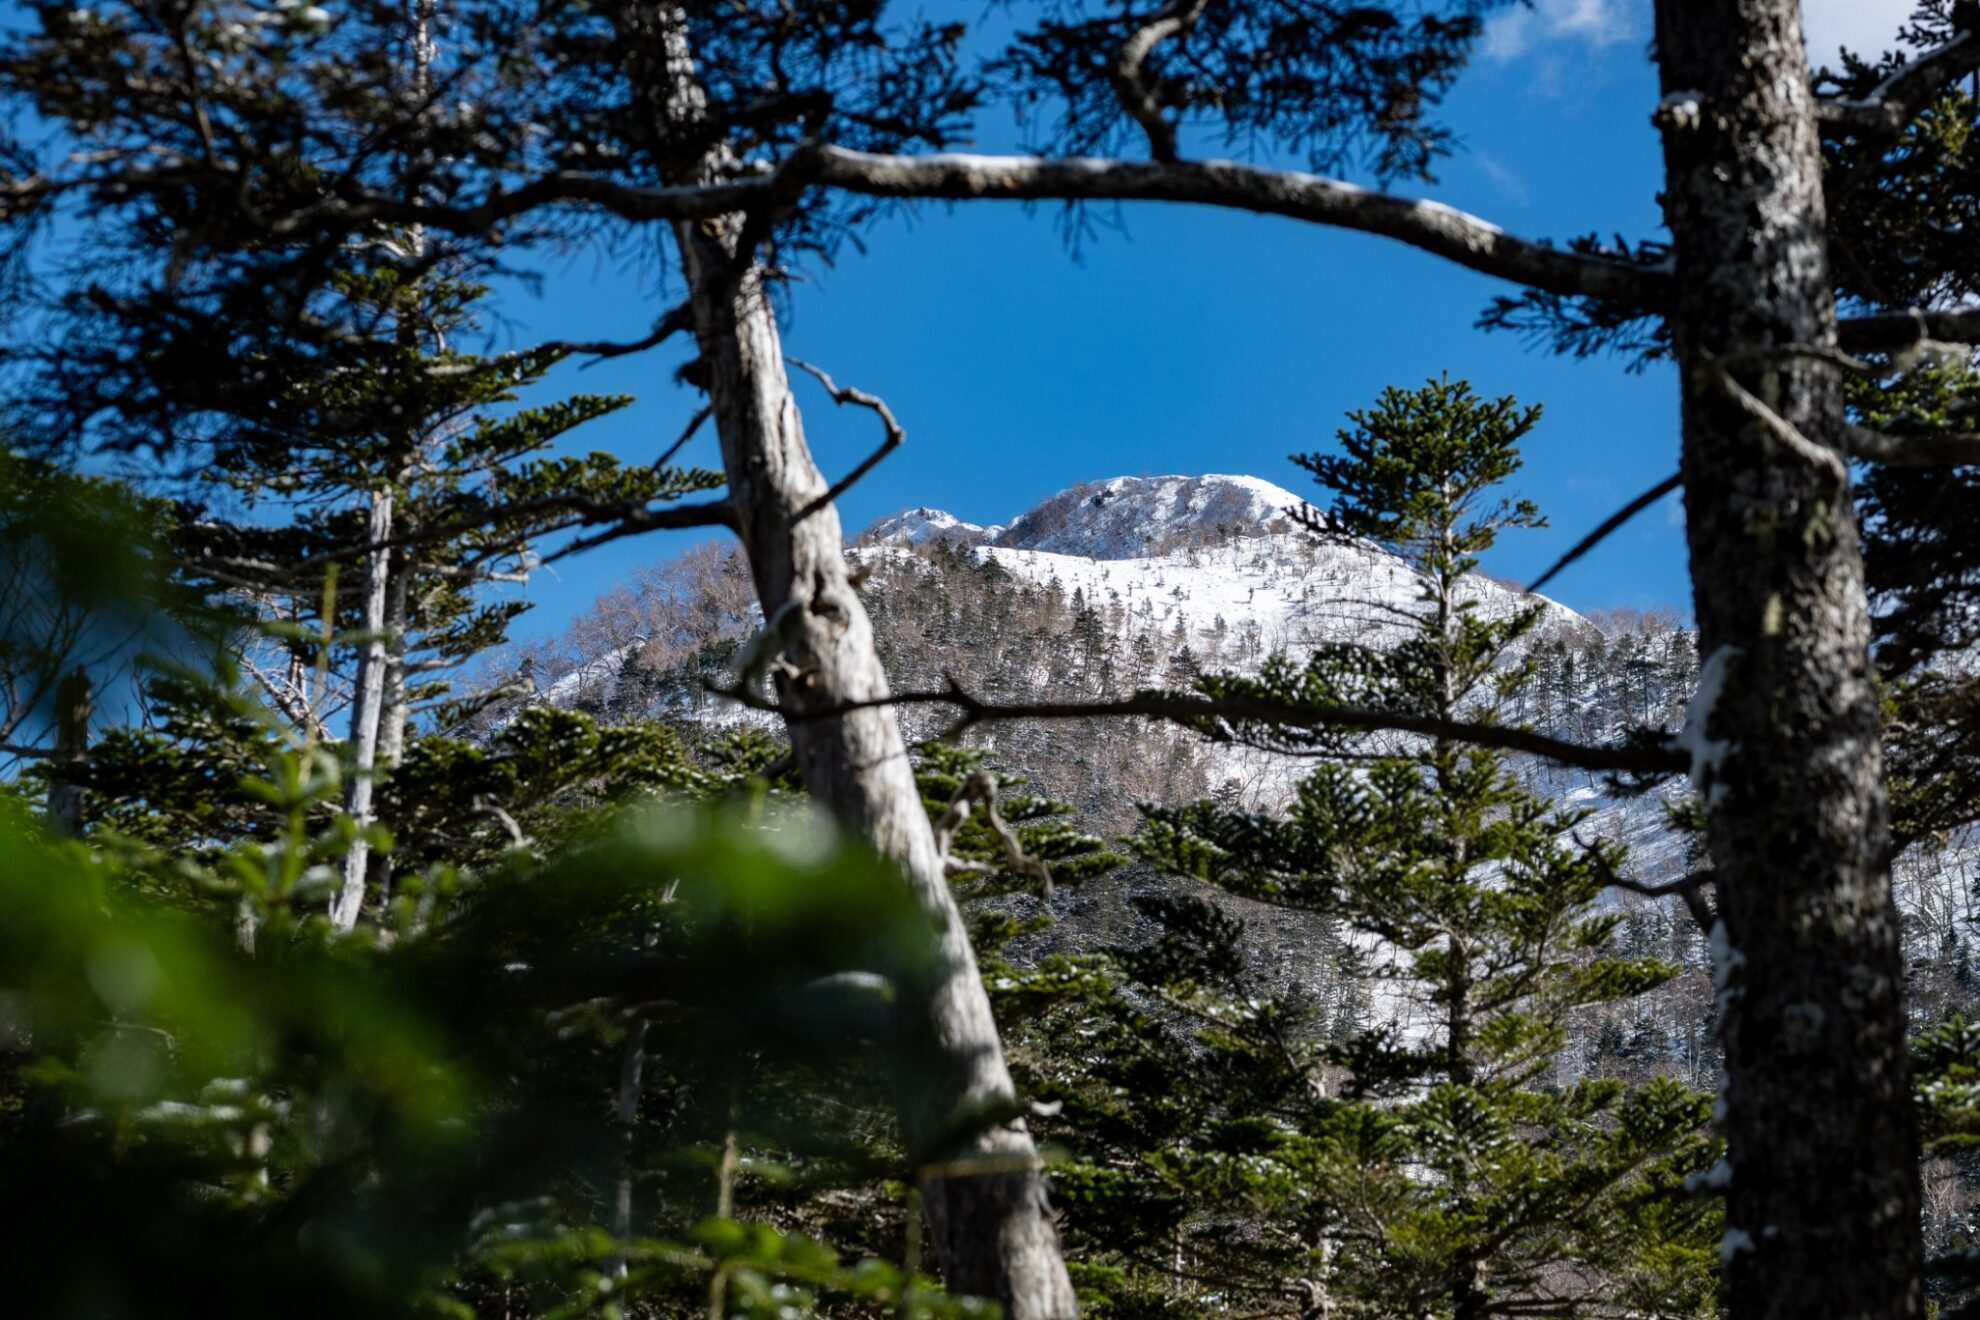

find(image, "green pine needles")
[1117,378,1722,1318]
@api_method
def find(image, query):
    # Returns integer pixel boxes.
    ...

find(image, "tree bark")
[1654,3,1922,1316]
[332,485,393,931]
[47,667,89,836]
[612,10,1077,1316]
[379,568,410,771]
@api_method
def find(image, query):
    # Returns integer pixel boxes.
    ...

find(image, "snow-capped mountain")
[991,474,1305,558]
[864,474,1303,560]
[860,473,1594,656]
[859,506,1004,549]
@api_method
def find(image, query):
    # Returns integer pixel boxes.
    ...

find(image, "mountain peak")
[859,473,1310,560]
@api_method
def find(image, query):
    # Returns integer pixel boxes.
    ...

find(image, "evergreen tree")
[1134,380,1719,1317]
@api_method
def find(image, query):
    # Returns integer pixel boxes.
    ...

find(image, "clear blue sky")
[485,0,1911,640]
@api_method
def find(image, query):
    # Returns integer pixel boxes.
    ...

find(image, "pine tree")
[1135,380,1719,1317]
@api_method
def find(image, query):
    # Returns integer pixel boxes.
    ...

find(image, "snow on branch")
[806,147,1670,307]
[19,143,1667,309]
[1816,30,1980,139]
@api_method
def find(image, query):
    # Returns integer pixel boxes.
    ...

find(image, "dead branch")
[1701,358,1848,482]
[1837,306,1980,354]
[1525,473,1682,596]
[788,359,906,520]
[806,147,1668,307]
[1844,422,1980,467]
[656,406,713,470]
[19,142,1666,310]
[1111,0,1210,162]
[549,301,694,365]
[934,769,1054,899]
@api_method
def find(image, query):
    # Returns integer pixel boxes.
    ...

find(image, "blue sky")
[489,0,1915,640]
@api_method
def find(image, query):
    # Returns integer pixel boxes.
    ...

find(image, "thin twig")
[656,406,712,470]
[788,358,906,520]
[547,301,693,367]
[1702,359,1849,482]
[1526,472,1682,596]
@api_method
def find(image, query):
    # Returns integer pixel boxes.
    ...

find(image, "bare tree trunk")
[332,486,393,931]
[1654,2,1921,1315]
[611,10,1075,1315]
[47,667,89,836]
[379,570,411,770]
[611,1015,648,1279]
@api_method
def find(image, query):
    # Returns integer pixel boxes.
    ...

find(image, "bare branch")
[805,147,1669,306]
[655,406,713,470]
[933,769,1055,899]
[537,496,740,563]
[1836,306,1980,355]
[1579,830,1718,930]
[0,158,796,236]
[712,675,1684,775]
[1816,31,1980,139]
[1701,358,1848,482]
[788,359,906,520]
[1111,0,1210,162]
[1844,422,1980,467]
[547,302,694,365]
[191,493,737,584]
[25,145,1665,309]
[1525,472,1682,596]
[240,653,328,740]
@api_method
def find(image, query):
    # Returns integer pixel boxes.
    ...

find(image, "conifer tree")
[1135,380,1719,1318]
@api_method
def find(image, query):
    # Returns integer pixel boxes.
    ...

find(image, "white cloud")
[1801,0,1915,68]
[1482,0,1639,62]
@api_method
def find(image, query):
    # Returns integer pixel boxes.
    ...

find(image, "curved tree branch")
[806,147,1670,306]
[1815,31,1980,139]
[787,359,906,520]
[1525,472,1682,596]
[711,675,1685,776]
[1110,0,1210,162]
[1836,306,1980,354]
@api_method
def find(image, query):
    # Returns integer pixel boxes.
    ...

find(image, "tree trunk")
[611,10,1076,1315]
[332,485,393,931]
[1653,3,1921,1315]
[47,667,89,836]
[612,1015,648,1279]
[379,569,410,771]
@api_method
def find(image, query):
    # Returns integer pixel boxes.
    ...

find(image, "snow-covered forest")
[4,3,1980,1320]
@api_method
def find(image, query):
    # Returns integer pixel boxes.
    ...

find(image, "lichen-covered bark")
[612,10,1077,1316]
[1654,2,1921,1315]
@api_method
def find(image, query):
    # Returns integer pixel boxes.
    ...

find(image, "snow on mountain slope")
[864,473,1593,658]
[861,506,1003,549]
[991,474,1305,558]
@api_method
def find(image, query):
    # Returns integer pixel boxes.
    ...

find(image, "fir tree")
[1135,380,1720,1318]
